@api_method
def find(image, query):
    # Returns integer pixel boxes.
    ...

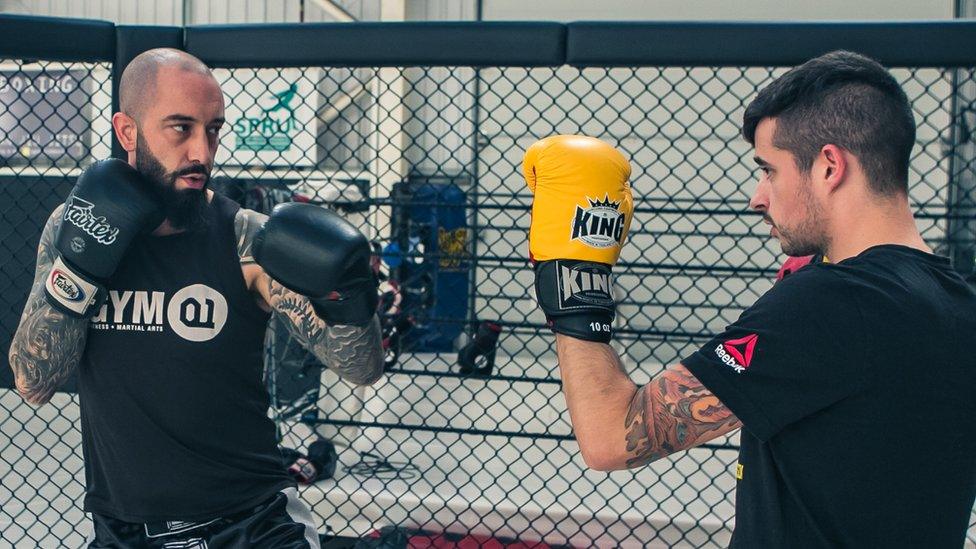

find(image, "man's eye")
[172,124,188,132]
[207,126,221,135]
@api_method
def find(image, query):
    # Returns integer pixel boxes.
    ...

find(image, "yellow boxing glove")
[523,135,633,343]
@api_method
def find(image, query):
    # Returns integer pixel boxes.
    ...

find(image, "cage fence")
[1,21,975,549]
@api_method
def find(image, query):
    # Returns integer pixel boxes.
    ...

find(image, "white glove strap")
[44,255,105,318]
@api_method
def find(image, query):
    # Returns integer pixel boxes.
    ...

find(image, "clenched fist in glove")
[253,203,377,326]
[523,135,633,343]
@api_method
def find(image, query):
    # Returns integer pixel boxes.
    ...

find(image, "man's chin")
[164,195,210,232]
[781,242,821,258]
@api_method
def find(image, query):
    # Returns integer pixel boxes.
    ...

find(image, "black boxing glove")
[45,159,163,317]
[282,439,338,485]
[253,203,378,326]
[457,321,501,376]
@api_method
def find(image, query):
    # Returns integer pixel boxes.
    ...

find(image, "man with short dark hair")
[8,48,385,547]
[525,50,976,547]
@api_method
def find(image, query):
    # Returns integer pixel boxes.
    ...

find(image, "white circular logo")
[167,284,228,342]
[70,237,86,253]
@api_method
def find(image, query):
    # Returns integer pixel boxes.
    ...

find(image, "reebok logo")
[63,196,120,245]
[714,333,758,373]
[571,195,626,249]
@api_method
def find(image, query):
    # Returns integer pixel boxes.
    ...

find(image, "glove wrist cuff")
[534,259,616,343]
[549,315,613,343]
[44,255,106,318]
[312,282,378,327]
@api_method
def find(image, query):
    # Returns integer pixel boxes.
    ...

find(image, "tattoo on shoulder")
[623,365,741,468]
[233,208,268,264]
[9,205,89,404]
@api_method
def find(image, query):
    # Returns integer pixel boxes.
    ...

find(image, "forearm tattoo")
[235,208,384,385]
[624,366,741,468]
[8,206,89,405]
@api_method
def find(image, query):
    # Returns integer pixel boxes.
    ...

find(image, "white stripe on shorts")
[281,487,319,548]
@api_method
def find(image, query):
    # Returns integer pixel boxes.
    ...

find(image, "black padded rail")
[184,21,566,67]
[567,21,976,67]
[110,25,183,159]
[0,14,115,62]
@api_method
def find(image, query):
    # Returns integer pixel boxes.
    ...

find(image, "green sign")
[233,82,299,152]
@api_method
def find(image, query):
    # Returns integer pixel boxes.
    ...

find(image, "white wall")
[0,0,184,23]
[0,0,382,23]
[3,0,957,23]
[482,0,954,21]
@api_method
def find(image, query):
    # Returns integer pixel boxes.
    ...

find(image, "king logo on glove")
[571,195,627,248]
[557,261,613,309]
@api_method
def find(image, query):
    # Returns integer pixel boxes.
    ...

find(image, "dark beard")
[135,135,211,232]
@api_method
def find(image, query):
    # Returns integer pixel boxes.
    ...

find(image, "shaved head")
[113,48,223,233]
[119,48,213,122]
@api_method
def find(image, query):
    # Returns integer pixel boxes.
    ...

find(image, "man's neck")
[825,195,931,262]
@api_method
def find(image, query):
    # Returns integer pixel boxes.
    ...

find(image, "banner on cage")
[0,68,93,167]
[214,68,319,168]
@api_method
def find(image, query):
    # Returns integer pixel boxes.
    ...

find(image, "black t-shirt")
[683,245,976,548]
[79,193,293,523]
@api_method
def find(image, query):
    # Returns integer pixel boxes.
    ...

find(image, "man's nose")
[749,179,769,213]
[185,128,213,167]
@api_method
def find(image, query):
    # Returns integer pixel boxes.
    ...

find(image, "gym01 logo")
[167,284,228,342]
[715,333,758,373]
[571,194,626,249]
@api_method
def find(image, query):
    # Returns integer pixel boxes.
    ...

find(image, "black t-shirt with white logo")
[79,193,293,523]
[683,245,976,548]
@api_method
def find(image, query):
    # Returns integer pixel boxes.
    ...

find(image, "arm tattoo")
[234,207,384,386]
[624,365,741,468]
[234,207,265,266]
[8,205,90,405]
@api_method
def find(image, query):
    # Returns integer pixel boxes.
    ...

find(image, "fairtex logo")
[49,269,85,302]
[63,196,119,245]
[714,333,758,373]
[571,195,626,249]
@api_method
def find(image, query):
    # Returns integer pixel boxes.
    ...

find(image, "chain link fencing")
[1,21,975,549]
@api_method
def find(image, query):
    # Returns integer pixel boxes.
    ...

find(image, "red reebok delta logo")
[714,333,758,373]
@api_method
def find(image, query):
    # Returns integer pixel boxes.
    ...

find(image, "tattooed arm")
[235,207,384,386]
[8,206,90,406]
[555,335,741,471]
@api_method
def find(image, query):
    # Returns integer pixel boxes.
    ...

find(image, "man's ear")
[818,144,847,193]
[112,112,137,152]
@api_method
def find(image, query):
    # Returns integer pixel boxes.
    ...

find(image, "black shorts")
[86,488,318,548]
